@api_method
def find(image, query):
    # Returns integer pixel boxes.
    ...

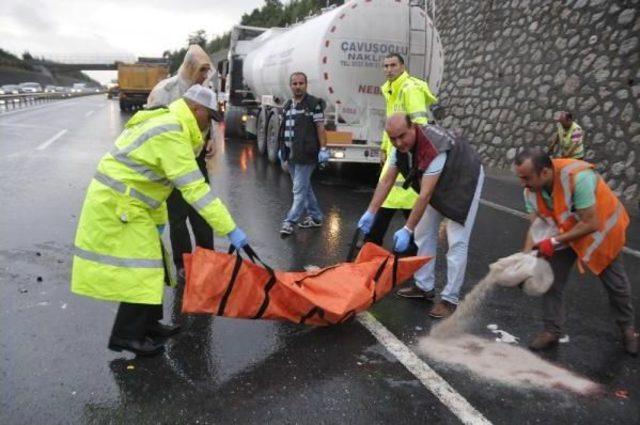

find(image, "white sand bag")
[529,216,560,244]
[521,257,554,296]
[490,252,554,296]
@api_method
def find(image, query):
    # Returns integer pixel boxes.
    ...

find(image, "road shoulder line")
[357,312,492,425]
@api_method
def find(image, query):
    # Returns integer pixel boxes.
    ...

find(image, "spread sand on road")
[418,268,600,395]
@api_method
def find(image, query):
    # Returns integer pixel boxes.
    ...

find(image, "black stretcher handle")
[346,228,364,262]
[228,244,274,274]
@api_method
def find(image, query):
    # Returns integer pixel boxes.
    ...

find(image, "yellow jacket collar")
[381,71,410,96]
[169,98,203,152]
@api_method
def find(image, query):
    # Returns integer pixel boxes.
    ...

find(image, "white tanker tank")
[225,0,445,164]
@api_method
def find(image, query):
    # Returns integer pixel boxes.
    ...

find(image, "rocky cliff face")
[436,0,639,202]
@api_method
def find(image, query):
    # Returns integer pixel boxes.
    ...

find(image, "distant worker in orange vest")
[547,111,584,159]
[514,147,637,355]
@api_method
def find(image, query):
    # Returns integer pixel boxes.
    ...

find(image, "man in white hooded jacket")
[147,45,222,278]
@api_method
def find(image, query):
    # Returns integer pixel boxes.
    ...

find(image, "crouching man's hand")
[393,226,413,253]
[534,238,558,259]
[358,210,375,235]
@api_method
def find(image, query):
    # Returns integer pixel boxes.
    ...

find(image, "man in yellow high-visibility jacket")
[71,86,248,356]
[548,111,584,159]
[366,53,438,261]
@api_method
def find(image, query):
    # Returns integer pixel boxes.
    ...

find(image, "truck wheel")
[266,111,280,163]
[119,99,127,111]
[224,106,246,139]
[256,108,268,155]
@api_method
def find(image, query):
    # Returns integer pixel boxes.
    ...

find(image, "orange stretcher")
[182,239,430,326]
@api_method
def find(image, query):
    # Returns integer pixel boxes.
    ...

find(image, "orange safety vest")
[525,159,629,275]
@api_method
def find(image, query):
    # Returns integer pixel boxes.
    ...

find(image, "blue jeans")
[284,163,323,224]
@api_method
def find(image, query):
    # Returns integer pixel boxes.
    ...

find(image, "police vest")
[380,72,438,209]
[556,122,584,159]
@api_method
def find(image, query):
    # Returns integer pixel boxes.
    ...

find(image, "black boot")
[108,336,165,357]
[147,322,182,338]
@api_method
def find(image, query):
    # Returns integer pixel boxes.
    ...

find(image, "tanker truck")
[220,0,444,164]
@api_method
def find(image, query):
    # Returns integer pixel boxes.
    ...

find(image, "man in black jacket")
[279,72,329,236]
[358,113,484,319]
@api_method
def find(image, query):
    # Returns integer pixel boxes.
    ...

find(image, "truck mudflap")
[326,144,381,164]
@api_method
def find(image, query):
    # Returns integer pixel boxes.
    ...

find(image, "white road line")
[357,312,492,425]
[479,198,640,259]
[36,129,68,150]
[479,199,528,219]
[84,110,95,117]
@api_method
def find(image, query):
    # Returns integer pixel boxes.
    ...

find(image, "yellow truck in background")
[117,61,169,111]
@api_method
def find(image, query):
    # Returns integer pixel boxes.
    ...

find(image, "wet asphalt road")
[1,96,639,425]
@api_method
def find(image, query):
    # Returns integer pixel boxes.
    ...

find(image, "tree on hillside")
[188,30,208,49]
[206,0,344,55]
[240,0,284,27]
[162,0,346,74]
[206,32,231,54]
[163,47,187,75]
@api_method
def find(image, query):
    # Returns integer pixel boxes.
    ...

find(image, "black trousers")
[543,249,636,335]
[365,207,418,255]
[167,150,214,268]
[110,302,163,341]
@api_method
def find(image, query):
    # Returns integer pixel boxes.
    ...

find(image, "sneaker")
[528,330,560,351]
[298,216,323,228]
[396,283,436,300]
[428,300,457,319]
[280,221,294,236]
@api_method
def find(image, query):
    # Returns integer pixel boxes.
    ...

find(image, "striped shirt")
[283,99,325,143]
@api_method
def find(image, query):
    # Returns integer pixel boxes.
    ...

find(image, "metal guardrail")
[0,91,106,113]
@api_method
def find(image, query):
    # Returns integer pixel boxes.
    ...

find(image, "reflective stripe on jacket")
[526,159,628,275]
[71,98,236,304]
[380,71,438,209]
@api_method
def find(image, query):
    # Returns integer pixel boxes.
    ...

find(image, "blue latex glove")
[227,227,248,250]
[357,210,375,235]
[393,227,412,253]
[318,148,330,163]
